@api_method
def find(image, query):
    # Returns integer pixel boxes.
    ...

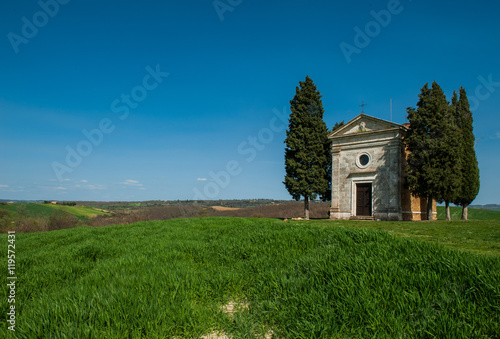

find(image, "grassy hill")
[1,217,499,338]
[0,203,110,233]
[321,219,500,256]
[0,203,57,218]
[44,204,109,219]
[0,203,108,220]
[437,205,500,220]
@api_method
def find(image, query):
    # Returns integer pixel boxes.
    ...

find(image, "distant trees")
[404,82,479,220]
[44,201,77,206]
[284,76,330,219]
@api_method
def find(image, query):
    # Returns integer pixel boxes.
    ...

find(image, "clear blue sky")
[1,0,499,203]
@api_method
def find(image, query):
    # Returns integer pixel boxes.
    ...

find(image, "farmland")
[0,203,109,233]
[1,215,499,338]
[0,203,108,220]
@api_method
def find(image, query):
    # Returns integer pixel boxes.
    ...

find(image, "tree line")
[284,77,479,220]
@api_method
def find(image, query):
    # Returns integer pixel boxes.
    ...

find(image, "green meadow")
[329,207,500,257]
[1,216,500,338]
[437,205,500,221]
[0,203,108,220]
[43,204,109,219]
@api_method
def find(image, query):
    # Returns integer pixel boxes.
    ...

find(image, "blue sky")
[0,0,499,203]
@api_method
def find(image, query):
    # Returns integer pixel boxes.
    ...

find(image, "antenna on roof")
[390,98,392,122]
[359,101,366,114]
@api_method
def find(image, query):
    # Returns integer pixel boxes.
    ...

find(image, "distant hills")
[1,199,499,211]
[470,204,500,211]
[0,199,44,203]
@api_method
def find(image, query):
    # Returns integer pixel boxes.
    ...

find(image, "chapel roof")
[329,113,407,138]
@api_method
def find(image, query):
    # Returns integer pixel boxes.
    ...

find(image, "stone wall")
[330,128,403,221]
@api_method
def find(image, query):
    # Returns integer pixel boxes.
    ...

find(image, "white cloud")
[80,180,88,183]
[492,132,500,139]
[83,184,106,190]
[0,184,8,188]
[48,178,70,182]
[71,183,106,190]
[117,179,145,189]
[197,178,208,181]
[38,185,68,191]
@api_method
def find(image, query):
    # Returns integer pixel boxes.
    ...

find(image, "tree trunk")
[427,197,433,220]
[304,196,310,220]
[462,203,469,221]
[445,201,451,221]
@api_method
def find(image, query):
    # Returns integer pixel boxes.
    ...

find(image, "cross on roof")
[359,101,367,113]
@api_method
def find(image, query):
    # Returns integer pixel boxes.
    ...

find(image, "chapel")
[328,113,436,221]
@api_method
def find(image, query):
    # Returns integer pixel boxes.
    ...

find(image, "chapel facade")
[328,113,436,221]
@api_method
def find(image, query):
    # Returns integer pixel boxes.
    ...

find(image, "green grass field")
[0,203,108,220]
[1,217,499,338]
[437,206,500,221]
[0,203,57,218]
[44,204,109,219]
[322,220,500,256]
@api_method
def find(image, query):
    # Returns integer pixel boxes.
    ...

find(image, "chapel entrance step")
[350,216,374,221]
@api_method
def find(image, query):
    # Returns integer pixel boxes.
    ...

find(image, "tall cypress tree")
[405,83,431,217]
[404,82,449,220]
[284,76,330,219]
[438,91,462,220]
[453,87,480,220]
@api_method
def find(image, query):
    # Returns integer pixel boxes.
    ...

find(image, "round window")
[359,154,369,166]
[356,153,371,168]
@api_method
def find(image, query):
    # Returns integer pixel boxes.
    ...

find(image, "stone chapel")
[328,113,437,221]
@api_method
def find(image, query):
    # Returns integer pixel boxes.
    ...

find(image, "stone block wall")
[330,129,403,220]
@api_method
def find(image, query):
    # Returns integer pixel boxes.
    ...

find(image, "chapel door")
[356,183,372,216]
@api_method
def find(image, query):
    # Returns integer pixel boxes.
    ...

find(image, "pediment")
[329,114,404,138]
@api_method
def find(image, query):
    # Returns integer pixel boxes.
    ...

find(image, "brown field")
[4,202,330,232]
[211,206,242,211]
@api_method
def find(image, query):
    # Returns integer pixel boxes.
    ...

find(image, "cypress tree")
[404,82,449,220]
[453,87,480,220]
[284,76,330,219]
[438,91,462,220]
[331,121,345,133]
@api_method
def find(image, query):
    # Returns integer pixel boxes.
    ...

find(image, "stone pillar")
[330,147,341,219]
